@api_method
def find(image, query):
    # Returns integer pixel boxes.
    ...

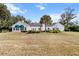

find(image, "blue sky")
[5,3,79,22]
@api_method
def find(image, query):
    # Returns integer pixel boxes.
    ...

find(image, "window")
[56,28,59,30]
[16,28,19,30]
[48,28,49,30]
[25,27,27,31]
[38,28,41,30]
[15,25,19,30]
[33,28,34,31]
[20,25,24,31]
[32,28,34,31]
[34,28,36,31]
[52,28,55,30]
[32,28,36,31]
[13,28,15,30]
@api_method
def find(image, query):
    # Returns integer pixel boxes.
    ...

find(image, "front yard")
[0,32,79,55]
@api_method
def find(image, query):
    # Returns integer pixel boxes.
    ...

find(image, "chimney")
[41,23,45,31]
[22,20,24,22]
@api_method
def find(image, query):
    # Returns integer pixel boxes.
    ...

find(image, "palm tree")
[40,15,52,31]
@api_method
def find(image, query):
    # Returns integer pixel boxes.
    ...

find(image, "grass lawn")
[0,32,79,56]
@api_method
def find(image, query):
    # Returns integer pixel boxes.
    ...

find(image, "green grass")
[0,32,79,56]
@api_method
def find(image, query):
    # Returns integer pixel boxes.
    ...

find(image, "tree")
[0,4,29,32]
[59,7,76,31]
[10,15,27,25]
[40,15,52,31]
[68,20,79,32]
[15,15,26,21]
[9,15,27,26]
[0,3,11,20]
[26,19,31,24]
[0,3,11,31]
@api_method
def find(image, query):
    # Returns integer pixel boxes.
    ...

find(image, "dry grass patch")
[0,32,79,55]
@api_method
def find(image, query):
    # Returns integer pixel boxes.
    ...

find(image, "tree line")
[0,3,79,32]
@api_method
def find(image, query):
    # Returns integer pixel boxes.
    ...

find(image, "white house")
[12,21,64,32]
[46,23,64,31]
[12,21,30,32]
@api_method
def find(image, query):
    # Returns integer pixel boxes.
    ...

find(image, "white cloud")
[50,14,61,22]
[5,4,28,15]
[36,4,46,10]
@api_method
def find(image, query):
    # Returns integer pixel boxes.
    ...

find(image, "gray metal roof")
[12,21,29,27]
[12,21,64,27]
[29,23,41,27]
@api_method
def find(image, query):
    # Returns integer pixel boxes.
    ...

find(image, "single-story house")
[46,23,64,31]
[12,21,64,32]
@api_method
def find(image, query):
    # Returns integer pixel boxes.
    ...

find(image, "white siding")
[25,26,31,31]
[52,23,64,31]
[41,24,45,31]
[46,26,52,30]
[30,27,40,31]
[46,23,64,31]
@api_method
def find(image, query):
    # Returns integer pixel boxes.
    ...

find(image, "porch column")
[14,27,16,32]
[19,27,21,32]
[12,27,16,32]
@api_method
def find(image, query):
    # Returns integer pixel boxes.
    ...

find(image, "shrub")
[0,29,2,33]
[65,28,70,31]
[49,29,61,33]
[27,30,40,33]
[2,29,9,33]
[21,31,27,32]
[69,25,79,32]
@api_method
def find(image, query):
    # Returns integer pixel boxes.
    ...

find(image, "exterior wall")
[12,27,21,32]
[46,26,52,31]
[25,26,31,31]
[30,26,40,31]
[46,23,64,31]
[52,23,64,31]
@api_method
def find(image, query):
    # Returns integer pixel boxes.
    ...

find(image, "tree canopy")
[0,3,11,29]
[0,3,11,20]
[59,7,76,31]
[40,15,52,25]
[40,15,52,31]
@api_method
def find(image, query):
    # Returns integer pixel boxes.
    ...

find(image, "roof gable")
[12,21,29,27]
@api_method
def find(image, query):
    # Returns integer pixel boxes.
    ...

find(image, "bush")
[64,26,70,31]
[2,29,9,33]
[49,29,61,33]
[69,25,79,32]
[21,31,27,32]
[65,28,70,31]
[27,30,40,33]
